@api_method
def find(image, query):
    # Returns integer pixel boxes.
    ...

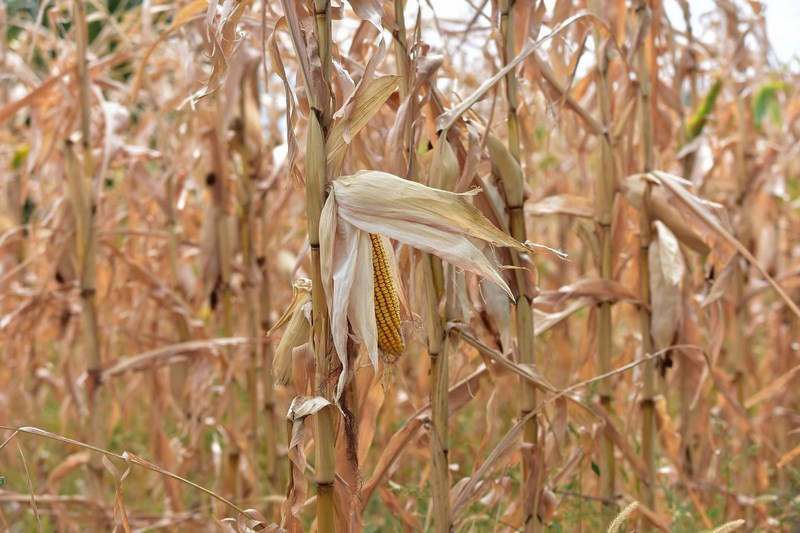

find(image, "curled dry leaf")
[525,194,595,218]
[326,74,400,175]
[283,396,332,532]
[621,173,711,256]
[102,454,132,533]
[269,279,312,387]
[538,279,640,306]
[348,0,384,29]
[430,134,459,192]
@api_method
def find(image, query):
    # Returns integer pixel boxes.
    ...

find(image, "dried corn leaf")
[437,13,596,131]
[270,280,312,386]
[486,133,524,206]
[649,222,684,350]
[538,279,640,306]
[744,363,800,409]
[525,194,594,218]
[283,396,332,531]
[348,0,383,28]
[326,75,400,173]
[621,174,710,255]
[652,170,800,319]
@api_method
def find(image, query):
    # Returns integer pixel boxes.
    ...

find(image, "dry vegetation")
[1,0,799,531]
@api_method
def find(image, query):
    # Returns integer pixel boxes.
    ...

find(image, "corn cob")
[370,233,404,356]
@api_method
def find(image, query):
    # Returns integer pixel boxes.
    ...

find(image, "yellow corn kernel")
[370,233,404,356]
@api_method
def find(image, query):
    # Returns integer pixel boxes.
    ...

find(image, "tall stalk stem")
[499,2,539,530]
[393,0,415,178]
[589,0,617,510]
[731,94,749,405]
[393,2,450,529]
[235,71,262,477]
[259,196,278,487]
[72,0,104,500]
[423,254,450,533]
[208,95,239,501]
[310,2,336,531]
[634,0,656,519]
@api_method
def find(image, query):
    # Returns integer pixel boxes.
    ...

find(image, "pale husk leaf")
[320,196,357,400]
[338,208,514,298]
[347,227,380,371]
[525,194,594,218]
[331,170,527,252]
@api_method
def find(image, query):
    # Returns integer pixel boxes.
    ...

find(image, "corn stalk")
[310,1,336,531]
[731,95,749,407]
[235,66,262,477]
[71,0,104,500]
[589,0,617,510]
[257,31,278,492]
[674,1,694,478]
[498,2,539,530]
[634,0,656,519]
[259,193,278,489]
[206,94,240,502]
[393,2,450,530]
[393,0,410,98]
[423,250,450,532]
[165,171,193,396]
[393,0,415,181]
[729,9,752,522]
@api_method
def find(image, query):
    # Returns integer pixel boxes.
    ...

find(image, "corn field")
[1,0,799,531]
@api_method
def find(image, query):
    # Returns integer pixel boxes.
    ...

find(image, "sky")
[440,0,799,67]
[749,0,799,64]
[661,0,800,65]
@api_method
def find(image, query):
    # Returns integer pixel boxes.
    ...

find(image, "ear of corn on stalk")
[370,233,404,357]
[317,169,542,401]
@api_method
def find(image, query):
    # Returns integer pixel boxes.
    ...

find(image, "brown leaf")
[538,279,640,306]
[525,194,594,218]
[745,363,800,409]
[649,222,684,350]
[347,0,384,28]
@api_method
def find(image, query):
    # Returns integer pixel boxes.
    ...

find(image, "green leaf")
[686,79,722,140]
[21,196,35,225]
[11,145,29,170]
[753,80,786,132]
